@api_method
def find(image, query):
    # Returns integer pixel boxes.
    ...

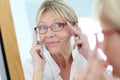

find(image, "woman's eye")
[40,26,47,30]
[54,24,63,28]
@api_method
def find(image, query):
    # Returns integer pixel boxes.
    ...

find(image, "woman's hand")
[74,50,107,80]
[30,30,46,80]
[30,30,46,68]
[74,52,120,80]
[73,39,120,80]
[67,21,91,59]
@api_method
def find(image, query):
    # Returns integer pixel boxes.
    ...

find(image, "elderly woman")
[23,0,89,80]
[74,0,120,80]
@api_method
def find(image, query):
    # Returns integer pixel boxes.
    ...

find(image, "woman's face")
[100,21,120,67]
[38,11,72,54]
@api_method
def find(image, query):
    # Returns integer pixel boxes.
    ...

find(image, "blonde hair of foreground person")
[74,0,120,79]
[93,0,120,29]
[93,0,120,78]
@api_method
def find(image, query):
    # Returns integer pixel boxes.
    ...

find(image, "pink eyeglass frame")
[34,22,67,34]
[94,29,120,36]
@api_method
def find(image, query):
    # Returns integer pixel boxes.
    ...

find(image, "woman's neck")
[51,46,73,68]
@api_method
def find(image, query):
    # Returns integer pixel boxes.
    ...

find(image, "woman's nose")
[45,28,55,37]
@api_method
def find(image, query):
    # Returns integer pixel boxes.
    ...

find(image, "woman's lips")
[46,41,59,46]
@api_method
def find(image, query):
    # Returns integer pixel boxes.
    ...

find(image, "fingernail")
[67,21,71,26]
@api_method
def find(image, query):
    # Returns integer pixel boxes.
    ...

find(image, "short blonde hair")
[36,0,78,26]
[93,0,120,29]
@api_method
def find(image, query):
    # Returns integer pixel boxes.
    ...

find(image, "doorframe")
[0,0,24,79]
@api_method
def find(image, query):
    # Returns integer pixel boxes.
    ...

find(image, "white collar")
[44,49,62,79]
[43,47,86,80]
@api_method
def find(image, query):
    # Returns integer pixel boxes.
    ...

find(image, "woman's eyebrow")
[39,18,58,25]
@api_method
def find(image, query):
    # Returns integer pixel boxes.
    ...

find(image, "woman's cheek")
[40,35,45,43]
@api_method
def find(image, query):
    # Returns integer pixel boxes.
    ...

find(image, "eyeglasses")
[34,22,67,34]
[98,29,120,35]
[87,29,120,50]
[94,29,120,43]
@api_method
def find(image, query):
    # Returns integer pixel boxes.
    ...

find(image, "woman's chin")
[47,47,60,54]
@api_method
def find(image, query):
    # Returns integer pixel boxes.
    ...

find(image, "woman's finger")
[73,38,82,49]
[67,21,82,37]
[74,35,81,42]
[32,30,38,47]
[30,44,44,60]
[35,43,44,58]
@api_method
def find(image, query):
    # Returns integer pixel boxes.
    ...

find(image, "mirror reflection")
[10,0,93,66]
[9,0,120,79]
[9,0,100,79]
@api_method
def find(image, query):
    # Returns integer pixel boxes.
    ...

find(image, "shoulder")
[72,48,87,62]
[23,58,33,70]
[72,48,87,67]
[23,58,54,80]
[23,58,33,73]
[23,58,33,80]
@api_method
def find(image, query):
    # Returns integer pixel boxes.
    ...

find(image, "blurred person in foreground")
[74,0,120,80]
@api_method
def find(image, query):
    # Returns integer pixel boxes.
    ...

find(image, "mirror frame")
[0,0,24,79]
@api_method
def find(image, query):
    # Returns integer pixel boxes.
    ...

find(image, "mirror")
[10,0,94,66]
[9,0,99,79]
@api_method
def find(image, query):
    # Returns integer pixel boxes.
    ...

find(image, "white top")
[23,48,87,80]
